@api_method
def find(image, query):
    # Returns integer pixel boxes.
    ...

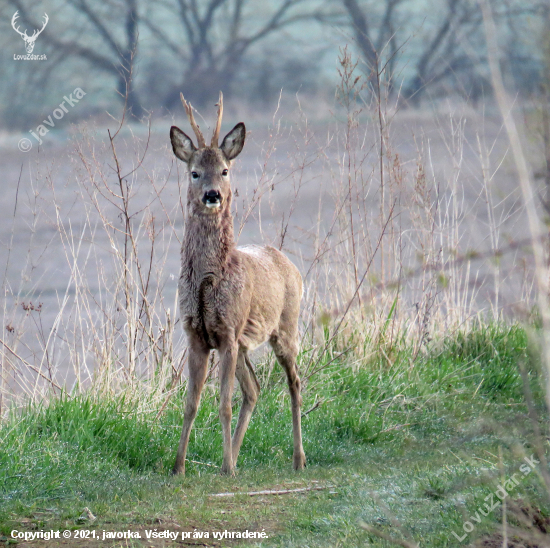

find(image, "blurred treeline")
[0,0,547,129]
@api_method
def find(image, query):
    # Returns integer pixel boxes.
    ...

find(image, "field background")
[0,102,538,397]
[1,1,550,547]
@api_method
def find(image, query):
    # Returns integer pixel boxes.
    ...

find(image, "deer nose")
[202,189,222,208]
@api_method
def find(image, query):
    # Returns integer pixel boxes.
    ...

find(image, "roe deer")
[170,92,306,476]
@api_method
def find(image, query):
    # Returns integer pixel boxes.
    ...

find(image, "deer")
[11,11,48,54]
[169,92,306,476]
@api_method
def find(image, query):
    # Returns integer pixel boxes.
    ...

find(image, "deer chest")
[179,274,245,349]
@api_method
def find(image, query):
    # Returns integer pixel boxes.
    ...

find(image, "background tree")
[339,0,406,97]
[333,0,540,105]
[2,0,145,118]
[141,0,321,108]
[0,0,546,129]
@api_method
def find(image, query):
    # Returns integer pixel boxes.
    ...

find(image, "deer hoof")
[171,464,185,476]
[220,462,235,476]
[293,452,306,470]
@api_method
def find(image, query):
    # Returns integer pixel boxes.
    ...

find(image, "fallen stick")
[210,485,331,498]
[187,458,218,468]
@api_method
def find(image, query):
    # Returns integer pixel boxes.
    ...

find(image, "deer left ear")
[220,122,246,160]
[171,126,196,163]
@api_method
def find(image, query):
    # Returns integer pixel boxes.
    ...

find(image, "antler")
[180,93,206,148]
[211,91,223,147]
[11,11,28,38]
[30,14,48,39]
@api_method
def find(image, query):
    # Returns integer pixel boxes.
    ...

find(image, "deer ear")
[170,126,196,163]
[220,122,246,160]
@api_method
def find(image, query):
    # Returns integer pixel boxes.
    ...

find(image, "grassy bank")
[1,323,548,547]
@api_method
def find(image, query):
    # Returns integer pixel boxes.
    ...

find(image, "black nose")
[202,189,222,205]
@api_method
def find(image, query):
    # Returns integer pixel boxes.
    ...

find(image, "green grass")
[0,323,548,547]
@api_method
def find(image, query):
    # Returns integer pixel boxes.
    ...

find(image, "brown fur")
[170,100,305,476]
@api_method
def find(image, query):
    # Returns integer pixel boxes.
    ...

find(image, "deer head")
[170,92,246,216]
[12,11,48,54]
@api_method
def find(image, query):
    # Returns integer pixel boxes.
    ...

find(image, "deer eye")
[191,172,199,179]
[222,169,228,176]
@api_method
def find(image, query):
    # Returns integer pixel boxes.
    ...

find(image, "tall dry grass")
[0,44,538,415]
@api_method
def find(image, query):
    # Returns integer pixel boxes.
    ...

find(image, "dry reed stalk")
[482,0,550,406]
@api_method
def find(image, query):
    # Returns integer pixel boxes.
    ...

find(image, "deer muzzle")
[202,189,222,209]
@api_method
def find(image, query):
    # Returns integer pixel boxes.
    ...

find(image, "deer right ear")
[220,123,246,160]
[170,126,196,163]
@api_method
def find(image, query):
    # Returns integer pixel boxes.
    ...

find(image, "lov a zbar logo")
[12,11,48,60]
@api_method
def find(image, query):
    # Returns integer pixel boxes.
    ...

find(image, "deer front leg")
[219,339,238,475]
[172,336,209,475]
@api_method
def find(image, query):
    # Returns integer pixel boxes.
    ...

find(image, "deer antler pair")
[180,91,223,149]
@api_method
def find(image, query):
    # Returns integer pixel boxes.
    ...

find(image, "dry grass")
[0,44,541,413]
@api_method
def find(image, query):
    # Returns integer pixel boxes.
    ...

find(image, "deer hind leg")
[173,335,210,476]
[231,349,260,466]
[218,339,239,475]
[270,334,306,470]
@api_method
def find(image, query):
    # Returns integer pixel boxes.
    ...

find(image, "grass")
[0,323,548,547]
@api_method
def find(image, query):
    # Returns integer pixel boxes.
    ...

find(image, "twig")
[209,485,331,498]
[301,399,324,417]
[304,203,396,378]
[154,350,187,422]
[378,423,412,434]
[329,235,544,319]
[304,347,352,382]
[187,459,218,468]
[0,338,65,394]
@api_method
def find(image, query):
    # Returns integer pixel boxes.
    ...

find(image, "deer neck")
[182,199,235,282]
